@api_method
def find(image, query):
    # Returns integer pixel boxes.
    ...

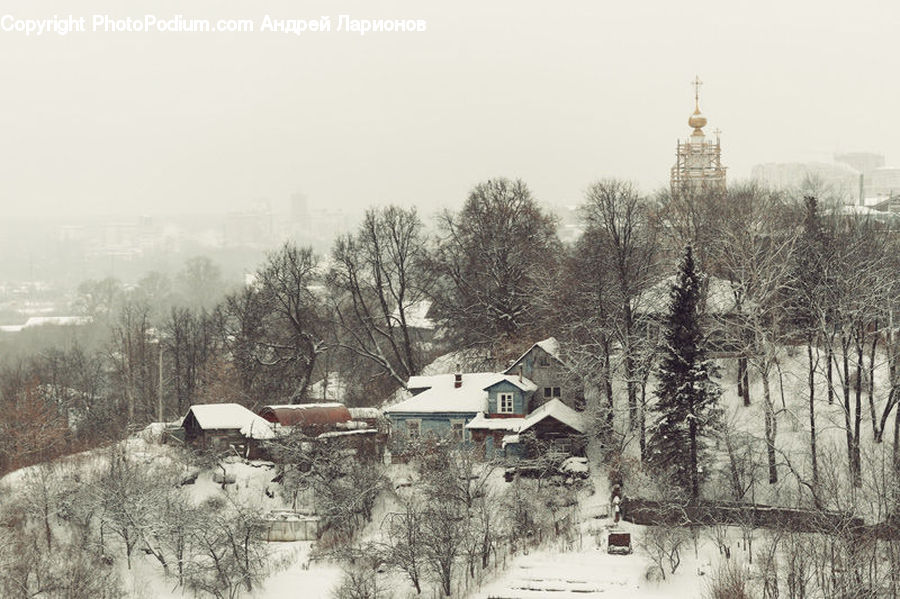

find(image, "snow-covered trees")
[647,246,721,501]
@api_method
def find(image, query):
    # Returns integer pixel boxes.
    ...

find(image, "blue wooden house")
[505,337,584,411]
[384,371,536,451]
[385,339,586,460]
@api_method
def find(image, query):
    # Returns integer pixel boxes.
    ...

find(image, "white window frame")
[498,392,515,414]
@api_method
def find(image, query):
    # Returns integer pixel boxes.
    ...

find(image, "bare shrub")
[331,564,386,599]
[640,525,687,581]
[705,560,755,599]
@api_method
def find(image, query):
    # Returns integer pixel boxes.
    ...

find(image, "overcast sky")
[0,0,897,218]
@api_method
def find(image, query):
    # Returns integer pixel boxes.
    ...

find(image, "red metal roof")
[258,403,351,428]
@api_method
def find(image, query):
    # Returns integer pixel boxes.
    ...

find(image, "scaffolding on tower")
[670,76,727,195]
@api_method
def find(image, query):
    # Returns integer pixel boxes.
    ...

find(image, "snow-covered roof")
[519,399,586,435]
[643,274,741,315]
[264,402,345,410]
[348,407,381,420]
[0,316,92,333]
[388,372,534,415]
[506,337,563,372]
[838,205,887,216]
[465,413,526,431]
[185,403,276,439]
[392,299,435,330]
[465,399,584,435]
[502,434,520,448]
[317,429,379,439]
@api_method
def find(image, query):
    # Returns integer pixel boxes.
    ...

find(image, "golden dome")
[688,107,707,131]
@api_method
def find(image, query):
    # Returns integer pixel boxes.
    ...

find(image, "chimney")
[454,364,462,388]
[518,365,523,382]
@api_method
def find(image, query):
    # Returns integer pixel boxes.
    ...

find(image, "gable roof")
[386,372,535,415]
[518,399,585,435]
[464,399,585,435]
[185,403,276,439]
[392,299,435,330]
[505,337,564,374]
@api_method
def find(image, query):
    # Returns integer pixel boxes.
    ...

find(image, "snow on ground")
[254,542,343,598]
[473,521,711,599]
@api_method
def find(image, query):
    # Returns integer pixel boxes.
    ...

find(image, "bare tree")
[222,243,328,404]
[428,177,560,350]
[708,185,798,485]
[581,179,659,437]
[328,206,432,387]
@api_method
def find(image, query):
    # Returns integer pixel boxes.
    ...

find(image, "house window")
[406,419,421,439]
[543,387,561,398]
[450,420,465,441]
[498,393,515,414]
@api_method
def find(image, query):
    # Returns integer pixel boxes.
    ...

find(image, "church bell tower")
[670,76,727,195]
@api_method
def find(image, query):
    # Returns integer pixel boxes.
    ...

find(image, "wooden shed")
[182,403,275,458]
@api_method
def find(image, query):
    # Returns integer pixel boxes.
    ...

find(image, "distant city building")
[223,200,273,248]
[866,167,900,199]
[750,162,860,201]
[834,152,885,175]
[751,154,899,206]
[670,76,726,195]
[290,193,309,225]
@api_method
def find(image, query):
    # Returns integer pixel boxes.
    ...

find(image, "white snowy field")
[473,540,705,598]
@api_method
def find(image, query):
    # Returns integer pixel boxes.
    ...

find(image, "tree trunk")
[689,415,699,502]
[807,342,818,487]
[639,383,647,460]
[762,372,778,484]
[602,339,614,419]
[738,356,751,406]
[623,303,637,430]
[853,334,863,487]
[840,335,859,486]
[826,339,835,405]
[868,323,879,438]
[894,402,900,475]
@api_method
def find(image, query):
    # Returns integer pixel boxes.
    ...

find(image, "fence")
[621,497,864,534]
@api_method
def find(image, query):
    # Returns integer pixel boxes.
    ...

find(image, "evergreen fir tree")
[647,245,721,502]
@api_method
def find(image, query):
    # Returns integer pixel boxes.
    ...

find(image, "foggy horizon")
[2,0,898,219]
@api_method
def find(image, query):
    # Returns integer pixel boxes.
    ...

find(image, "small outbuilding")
[182,403,275,458]
[258,403,352,436]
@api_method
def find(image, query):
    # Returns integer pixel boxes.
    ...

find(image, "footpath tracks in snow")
[477,556,632,598]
